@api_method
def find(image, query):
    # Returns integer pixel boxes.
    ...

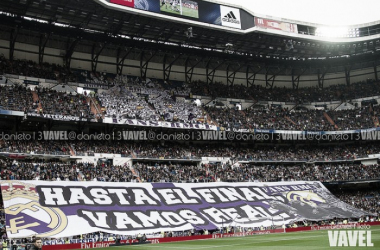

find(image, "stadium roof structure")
[1,0,380,88]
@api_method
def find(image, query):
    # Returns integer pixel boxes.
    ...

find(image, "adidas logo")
[222,11,240,24]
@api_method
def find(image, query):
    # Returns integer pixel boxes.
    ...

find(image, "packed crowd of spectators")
[132,142,198,159]
[147,89,202,123]
[2,55,380,103]
[205,104,379,131]
[3,57,380,130]
[0,158,378,184]
[97,78,204,123]
[0,55,118,86]
[78,161,135,182]
[328,105,380,130]
[0,140,71,155]
[234,144,375,161]
[0,85,34,112]
[0,159,135,182]
[12,86,376,130]
[70,140,133,155]
[204,105,310,130]
[334,190,380,215]
[0,159,80,181]
[133,162,380,183]
[191,79,380,103]
[132,142,378,161]
[0,56,67,80]
[73,71,115,89]
[32,87,93,119]
[98,85,156,121]
[284,108,332,131]
[1,140,379,161]
[239,163,379,182]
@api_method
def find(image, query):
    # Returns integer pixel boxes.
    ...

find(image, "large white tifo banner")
[0,181,367,238]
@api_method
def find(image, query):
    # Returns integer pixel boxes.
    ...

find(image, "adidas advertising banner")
[1,181,368,238]
[220,5,241,29]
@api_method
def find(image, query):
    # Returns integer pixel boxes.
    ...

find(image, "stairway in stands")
[31,91,42,111]
[323,112,339,129]
[147,102,156,110]
[201,107,218,126]
[67,143,76,156]
[285,116,297,126]
[372,116,380,127]
[129,164,142,183]
[87,96,103,118]
[369,105,380,127]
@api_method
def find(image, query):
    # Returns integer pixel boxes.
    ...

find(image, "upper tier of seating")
[2,57,380,131]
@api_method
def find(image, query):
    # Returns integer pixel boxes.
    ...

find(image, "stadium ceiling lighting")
[82,28,102,34]
[315,27,360,38]
[0,11,15,17]
[118,34,131,39]
[181,44,201,49]
[22,16,48,24]
[53,22,70,28]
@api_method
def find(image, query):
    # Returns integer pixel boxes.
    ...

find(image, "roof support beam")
[374,61,379,81]
[245,64,261,87]
[292,68,307,90]
[265,66,284,89]
[317,67,329,89]
[185,57,201,83]
[246,64,262,87]
[226,63,243,86]
[9,27,19,61]
[206,59,224,84]
[345,65,351,86]
[116,47,133,75]
[163,53,181,82]
[64,37,81,70]
[91,42,107,72]
[39,33,51,65]
[140,50,156,79]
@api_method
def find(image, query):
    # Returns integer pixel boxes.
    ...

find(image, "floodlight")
[315,27,360,38]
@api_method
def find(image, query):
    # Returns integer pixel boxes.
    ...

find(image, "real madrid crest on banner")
[1,181,68,238]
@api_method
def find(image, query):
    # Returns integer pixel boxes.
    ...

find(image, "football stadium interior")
[0,0,379,249]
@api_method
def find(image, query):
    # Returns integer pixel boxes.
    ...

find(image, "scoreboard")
[96,0,299,33]
[106,0,255,30]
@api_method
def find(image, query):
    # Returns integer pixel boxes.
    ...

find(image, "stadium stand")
[1,140,379,160]
[0,85,34,112]
[0,155,379,183]
[191,79,380,103]
[3,57,380,130]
